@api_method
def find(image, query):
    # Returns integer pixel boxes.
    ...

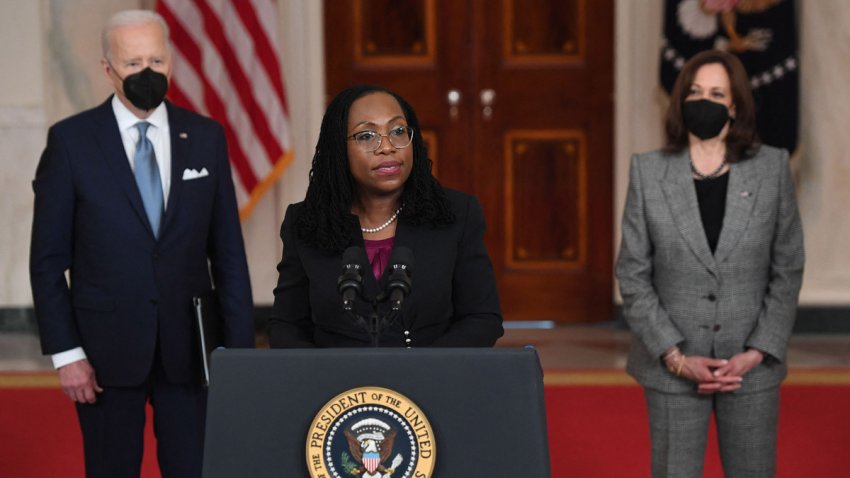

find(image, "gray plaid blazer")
[616,145,804,394]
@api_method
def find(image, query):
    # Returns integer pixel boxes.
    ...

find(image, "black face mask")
[116,67,168,111]
[682,99,730,140]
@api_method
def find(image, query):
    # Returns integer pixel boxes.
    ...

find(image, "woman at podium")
[268,85,503,348]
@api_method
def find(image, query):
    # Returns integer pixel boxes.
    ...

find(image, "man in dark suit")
[29,9,254,477]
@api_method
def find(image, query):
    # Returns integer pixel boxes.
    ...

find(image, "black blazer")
[30,98,255,386]
[268,189,503,347]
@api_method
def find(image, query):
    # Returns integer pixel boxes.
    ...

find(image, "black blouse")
[694,171,729,254]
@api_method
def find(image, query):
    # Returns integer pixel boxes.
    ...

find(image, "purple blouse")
[364,237,395,280]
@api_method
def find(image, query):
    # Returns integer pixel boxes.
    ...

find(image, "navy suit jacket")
[268,189,504,348]
[30,98,254,386]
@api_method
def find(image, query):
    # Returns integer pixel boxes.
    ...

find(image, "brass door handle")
[447,89,462,120]
[480,89,495,120]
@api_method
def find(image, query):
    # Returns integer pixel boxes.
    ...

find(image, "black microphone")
[338,246,364,311]
[386,247,413,311]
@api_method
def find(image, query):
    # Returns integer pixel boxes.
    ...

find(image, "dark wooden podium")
[203,348,551,477]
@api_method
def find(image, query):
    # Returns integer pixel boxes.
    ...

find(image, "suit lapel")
[660,151,717,275]
[714,157,759,264]
[93,98,153,237]
[160,101,187,236]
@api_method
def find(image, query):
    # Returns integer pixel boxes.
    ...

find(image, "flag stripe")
[207,0,290,157]
[167,0,273,179]
[191,0,283,163]
[158,1,259,191]
[247,0,294,151]
[234,0,289,113]
[235,2,293,152]
[157,0,292,218]
[171,1,273,182]
[169,48,207,116]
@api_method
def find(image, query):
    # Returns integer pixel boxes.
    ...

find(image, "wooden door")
[324,0,614,322]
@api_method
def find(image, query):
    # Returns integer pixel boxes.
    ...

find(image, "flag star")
[674,58,685,69]
[773,65,785,78]
[760,72,773,84]
[664,48,676,60]
[751,77,761,88]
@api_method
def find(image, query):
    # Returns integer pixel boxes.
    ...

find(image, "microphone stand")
[344,293,400,348]
[340,248,412,347]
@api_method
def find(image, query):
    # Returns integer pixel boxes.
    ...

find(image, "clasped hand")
[664,348,764,395]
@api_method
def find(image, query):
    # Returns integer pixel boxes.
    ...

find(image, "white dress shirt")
[52,97,172,369]
[113,96,172,205]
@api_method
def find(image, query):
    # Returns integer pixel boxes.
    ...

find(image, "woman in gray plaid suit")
[616,50,804,477]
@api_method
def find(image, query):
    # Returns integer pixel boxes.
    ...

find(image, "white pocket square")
[182,167,209,180]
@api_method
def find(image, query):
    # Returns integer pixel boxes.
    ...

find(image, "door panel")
[353,0,436,63]
[504,130,586,269]
[473,0,613,322]
[504,0,585,62]
[324,0,613,322]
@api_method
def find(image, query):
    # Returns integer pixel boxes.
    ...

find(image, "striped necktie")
[133,121,164,237]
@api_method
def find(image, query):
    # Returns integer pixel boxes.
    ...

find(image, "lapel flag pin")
[740,191,750,197]
[179,132,188,139]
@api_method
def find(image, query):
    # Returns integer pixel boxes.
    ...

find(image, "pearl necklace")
[691,157,727,180]
[360,205,403,233]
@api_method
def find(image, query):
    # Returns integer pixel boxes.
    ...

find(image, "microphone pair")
[337,246,413,311]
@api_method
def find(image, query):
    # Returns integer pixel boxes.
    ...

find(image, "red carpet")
[545,384,850,477]
[0,386,159,477]
[2,374,849,477]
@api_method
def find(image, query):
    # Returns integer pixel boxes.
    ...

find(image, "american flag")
[156,0,294,220]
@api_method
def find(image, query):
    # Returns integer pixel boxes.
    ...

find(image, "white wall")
[241,0,324,304]
[0,0,48,306]
[1,0,849,309]
[794,1,850,302]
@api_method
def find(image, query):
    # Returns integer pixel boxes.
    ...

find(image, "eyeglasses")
[347,126,414,152]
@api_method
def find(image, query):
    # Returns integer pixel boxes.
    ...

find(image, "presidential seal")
[306,386,436,478]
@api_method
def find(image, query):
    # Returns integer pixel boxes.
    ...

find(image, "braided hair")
[295,85,455,253]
